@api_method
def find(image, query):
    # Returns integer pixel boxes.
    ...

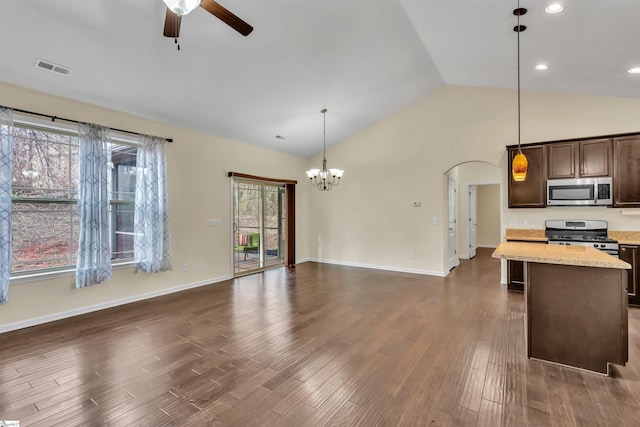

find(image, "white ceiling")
[1,0,639,157]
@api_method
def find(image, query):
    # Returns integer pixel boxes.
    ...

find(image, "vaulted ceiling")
[1,0,639,157]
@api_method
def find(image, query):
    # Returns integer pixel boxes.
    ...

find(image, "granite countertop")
[609,231,640,245]
[493,241,631,269]
[505,228,547,242]
[505,228,640,245]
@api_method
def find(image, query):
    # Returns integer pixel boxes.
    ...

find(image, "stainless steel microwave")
[547,177,613,206]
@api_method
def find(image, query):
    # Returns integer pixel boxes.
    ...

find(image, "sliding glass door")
[233,179,286,275]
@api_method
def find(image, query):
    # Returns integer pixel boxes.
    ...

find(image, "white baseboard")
[308,258,449,277]
[0,274,233,334]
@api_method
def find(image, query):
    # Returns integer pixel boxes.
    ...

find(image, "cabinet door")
[613,135,640,207]
[548,143,575,179]
[579,138,610,177]
[620,245,639,305]
[508,145,547,208]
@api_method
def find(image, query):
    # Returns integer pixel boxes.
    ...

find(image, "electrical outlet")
[432,217,438,225]
[197,261,203,270]
[181,264,188,272]
[409,251,415,259]
[327,244,333,251]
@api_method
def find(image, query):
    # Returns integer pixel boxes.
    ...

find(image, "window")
[10,120,137,275]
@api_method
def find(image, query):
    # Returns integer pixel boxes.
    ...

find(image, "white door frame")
[468,185,477,259]
[466,181,501,258]
[448,176,458,271]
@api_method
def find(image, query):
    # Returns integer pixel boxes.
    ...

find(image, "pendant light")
[512,2,528,182]
[306,109,344,191]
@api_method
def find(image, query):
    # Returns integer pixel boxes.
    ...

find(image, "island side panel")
[526,262,627,374]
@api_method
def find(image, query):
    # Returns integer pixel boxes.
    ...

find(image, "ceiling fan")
[162,0,253,41]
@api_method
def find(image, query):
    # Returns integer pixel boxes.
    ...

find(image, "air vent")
[34,58,71,76]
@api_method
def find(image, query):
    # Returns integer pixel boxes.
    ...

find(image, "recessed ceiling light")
[628,67,640,74]
[535,64,549,71]
[545,3,564,14]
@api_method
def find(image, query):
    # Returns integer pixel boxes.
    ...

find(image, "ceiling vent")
[34,58,71,76]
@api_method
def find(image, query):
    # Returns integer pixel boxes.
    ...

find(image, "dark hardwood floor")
[1,248,640,426]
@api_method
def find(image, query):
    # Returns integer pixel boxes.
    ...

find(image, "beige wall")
[0,83,310,331]
[2,82,640,330]
[307,85,640,276]
[476,185,501,248]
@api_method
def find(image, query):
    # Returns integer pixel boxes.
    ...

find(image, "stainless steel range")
[546,220,619,257]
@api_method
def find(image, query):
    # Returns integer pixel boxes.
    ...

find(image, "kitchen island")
[493,242,631,375]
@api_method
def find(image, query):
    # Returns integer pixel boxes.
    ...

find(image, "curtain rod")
[7,107,173,143]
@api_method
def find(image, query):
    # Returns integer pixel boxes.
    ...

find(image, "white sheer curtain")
[134,135,171,273]
[0,107,13,303]
[75,123,113,288]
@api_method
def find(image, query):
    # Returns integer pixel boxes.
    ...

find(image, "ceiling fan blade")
[200,0,254,36]
[163,8,182,38]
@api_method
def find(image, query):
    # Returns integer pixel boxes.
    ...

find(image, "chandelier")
[306,109,344,191]
[511,1,528,182]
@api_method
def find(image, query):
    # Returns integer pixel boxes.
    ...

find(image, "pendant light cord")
[322,108,327,162]
[517,0,522,154]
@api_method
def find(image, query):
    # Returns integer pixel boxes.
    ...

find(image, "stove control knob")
[594,244,599,248]
[600,244,606,248]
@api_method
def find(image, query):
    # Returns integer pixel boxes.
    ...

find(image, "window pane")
[111,203,134,260]
[12,203,78,273]
[12,127,78,199]
[111,144,136,201]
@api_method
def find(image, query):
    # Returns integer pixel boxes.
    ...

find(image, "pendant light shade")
[512,150,528,181]
[512,3,528,182]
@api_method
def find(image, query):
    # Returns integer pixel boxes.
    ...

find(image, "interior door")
[233,179,286,276]
[468,185,477,259]
[448,176,458,270]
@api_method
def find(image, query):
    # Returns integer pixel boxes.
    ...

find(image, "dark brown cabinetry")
[508,145,547,208]
[613,135,640,207]
[547,143,575,179]
[547,138,610,179]
[620,244,639,306]
[508,132,639,209]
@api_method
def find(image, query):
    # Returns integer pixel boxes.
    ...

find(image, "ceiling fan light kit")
[163,0,200,16]
[162,0,254,49]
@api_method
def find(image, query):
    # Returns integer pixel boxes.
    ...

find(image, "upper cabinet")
[613,135,640,207]
[547,138,610,179]
[508,132,639,209]
[508,145,547,208]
